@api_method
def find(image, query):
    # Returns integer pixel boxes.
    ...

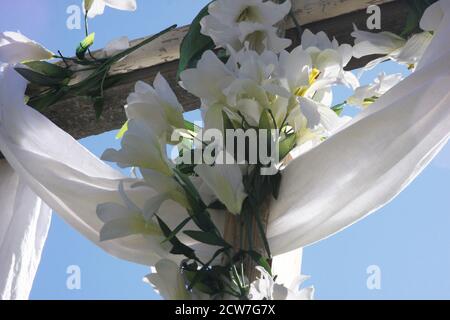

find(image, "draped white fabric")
[0,161,51,300]
[268,0,450,254]
[1,0,450,299]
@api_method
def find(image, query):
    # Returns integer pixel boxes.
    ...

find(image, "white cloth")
[1,0,450,299]
[0,160,51,300]
[267,1,450,254]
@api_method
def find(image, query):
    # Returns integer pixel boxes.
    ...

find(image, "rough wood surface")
[223,198,272,283]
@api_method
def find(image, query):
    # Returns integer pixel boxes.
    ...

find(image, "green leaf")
[15,67,66,87]
[93,96,104,120]
[156,216,196,260]
[222,111,236,131]
[208,200,227,210]
[402,0,438,37]
[116,121,129,139]
[162,216,192,244]
[27,87,69,110]
[259,109,272,130]
[184,119,202,132]
[331,102,345,116]
[76,32,95,60]
[84,0,95,12]
[108,25,177,64]
[279,133,296,160]
[177,1,215,78]
[247,251,272,276]
[23,61,72,79]
[270,172,282,200]
[184,230,230,247]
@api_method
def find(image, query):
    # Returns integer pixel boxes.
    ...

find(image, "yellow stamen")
[293,68,321,97]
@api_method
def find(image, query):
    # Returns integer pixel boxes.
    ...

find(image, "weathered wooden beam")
[1,0,410,152]
[36,0,408,141]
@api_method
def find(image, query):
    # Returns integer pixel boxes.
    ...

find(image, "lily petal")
[0,31,53,64]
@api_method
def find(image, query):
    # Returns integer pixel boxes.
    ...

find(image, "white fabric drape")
[0,160,51,300]
[1,0,450,299]
[268,0,450,254]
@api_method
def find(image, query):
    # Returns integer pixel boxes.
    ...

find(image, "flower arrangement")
[0,0,445,300]
[93,0,436,300]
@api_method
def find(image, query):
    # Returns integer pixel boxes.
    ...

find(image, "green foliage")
[184,230,231,247]
[92,96,104,120]
[156,215,197,260]
[23,25,177,116]
[23,61,73,79]
[76,32,95,60]
[177,1,215,78]
[279,133,296,160]
[259,109,273,130]
[402,0,438,37]
[15,67,66,87]
[332,102,345,116]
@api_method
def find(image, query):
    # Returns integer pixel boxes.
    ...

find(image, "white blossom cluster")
[0,0,440,301]
[94,0,438,300]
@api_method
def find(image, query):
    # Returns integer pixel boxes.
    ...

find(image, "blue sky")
[2,0,450,300]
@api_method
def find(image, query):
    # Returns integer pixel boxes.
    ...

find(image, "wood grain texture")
[1,0,409,159]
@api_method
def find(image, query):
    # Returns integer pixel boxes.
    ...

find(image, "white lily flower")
[126,73,185,142]
[395,32,434,68]
[102,119,173,176]
[95,183,179,271]
[278,45,313,95]
[237,22,292,54]
[352,25,434,70]
[183,44,347,150]
[352,26,406,58]
[194,164,247,215]
[417,0,449,69]
[302,29,353,67]
[139,169,189,210]
[200,0,291,53]
[224,77,289,127]
[180,50,236,107]
[283,96,350,159]
[190,175,218,207]
[420,1,444,32]
[144,259,190,300]
[249,267,314,300]
[301,29,359,92]
[348,73,404,108]
[97,182,163,240]
[83,0,137,18]
[0,31,53,64]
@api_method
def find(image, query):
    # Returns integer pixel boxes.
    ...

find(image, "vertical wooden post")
[223,197,272,283]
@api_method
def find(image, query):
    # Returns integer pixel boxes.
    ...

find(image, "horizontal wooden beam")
[2,0,410,163]
[38,0,407,141]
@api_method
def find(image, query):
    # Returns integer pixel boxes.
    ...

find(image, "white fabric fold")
[268,1,450,254]
[0,65,186,267]
[0,160,51,300]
